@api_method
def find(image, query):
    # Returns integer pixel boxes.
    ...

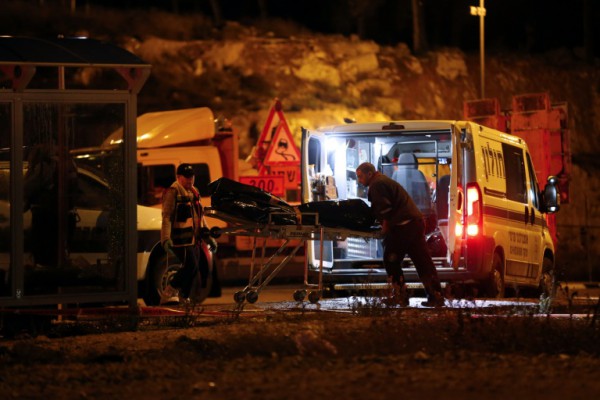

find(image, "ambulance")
[301,120,560,297]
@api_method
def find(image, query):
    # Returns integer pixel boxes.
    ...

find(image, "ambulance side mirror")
[541,176,560,214]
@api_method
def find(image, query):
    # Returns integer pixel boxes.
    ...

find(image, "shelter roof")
[0,36,150,68]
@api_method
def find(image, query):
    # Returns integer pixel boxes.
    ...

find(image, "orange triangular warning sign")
[263,121,300,166]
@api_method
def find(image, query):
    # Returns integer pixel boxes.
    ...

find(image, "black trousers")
[171,245,200,298]
[382,218,441,295]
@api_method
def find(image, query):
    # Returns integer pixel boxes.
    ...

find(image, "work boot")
[420,291,445,308]
[161,284,180,305]
[383,280,409,307]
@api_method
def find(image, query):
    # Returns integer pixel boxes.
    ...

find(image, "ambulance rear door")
[447,123,467,269]
[301,127,334,270]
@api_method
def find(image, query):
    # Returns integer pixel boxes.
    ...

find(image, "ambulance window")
[502,144,527,203]
[526,152,540,209]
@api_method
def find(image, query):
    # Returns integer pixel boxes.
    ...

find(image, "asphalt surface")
[198,281,599,314]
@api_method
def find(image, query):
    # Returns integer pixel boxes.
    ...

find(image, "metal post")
[470,0,486,99]
[479,0,485,99]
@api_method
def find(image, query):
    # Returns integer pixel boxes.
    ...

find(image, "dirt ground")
[1,296,600,400]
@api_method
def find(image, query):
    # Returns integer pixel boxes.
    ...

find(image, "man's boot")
[385,277,409,307]
[421,278,445,308]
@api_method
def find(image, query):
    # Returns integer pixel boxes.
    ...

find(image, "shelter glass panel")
[0,103,11,298]
[22,102,126,295]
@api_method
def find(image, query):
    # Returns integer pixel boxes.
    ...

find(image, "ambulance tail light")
[466,183,482,237]
[454,184,482,238]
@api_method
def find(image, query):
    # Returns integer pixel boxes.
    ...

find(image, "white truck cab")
[72,107,235,305]
[301,120,560,296]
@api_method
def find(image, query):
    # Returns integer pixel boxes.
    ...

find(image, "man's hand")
[163,239,174,254]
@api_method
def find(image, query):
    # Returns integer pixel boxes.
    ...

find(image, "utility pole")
[470,0,486,99]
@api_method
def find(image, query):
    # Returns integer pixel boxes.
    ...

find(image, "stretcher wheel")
[245,290,259,304]
[199,227,211,239]
[233,291,246,303]
[210,226,222,239]
[293,290,307,302]
[308,291,320,304]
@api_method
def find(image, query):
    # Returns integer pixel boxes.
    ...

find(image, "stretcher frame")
[204,207,382,304]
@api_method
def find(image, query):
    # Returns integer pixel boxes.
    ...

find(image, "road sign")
[270,165,300,190]
[239,175,285,196]
[263,122,300,166]
[254,99,300,169]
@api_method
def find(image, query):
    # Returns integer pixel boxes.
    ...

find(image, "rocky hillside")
[128,26,600,279]
[3,5,600,279]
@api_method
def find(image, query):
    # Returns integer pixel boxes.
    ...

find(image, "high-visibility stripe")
[482,204,547,227]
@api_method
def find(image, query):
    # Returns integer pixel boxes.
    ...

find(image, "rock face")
[127,32,600,279]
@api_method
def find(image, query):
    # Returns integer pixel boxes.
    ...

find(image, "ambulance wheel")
[293,289,307,302]
[308,291,320,304]
[539,257,556,298]
[484,253,505,298]
[246,290,259,304]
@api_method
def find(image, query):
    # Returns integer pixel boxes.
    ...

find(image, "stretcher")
[204,207,382,304]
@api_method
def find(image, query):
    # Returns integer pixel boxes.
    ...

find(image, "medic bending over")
[356,162,445,307]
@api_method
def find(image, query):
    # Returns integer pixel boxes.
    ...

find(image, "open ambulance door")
[447,122,468,269]
[300,127,334,271]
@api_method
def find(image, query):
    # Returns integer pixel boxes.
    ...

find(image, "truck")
[70,107,238,305]
[301,119,562,297]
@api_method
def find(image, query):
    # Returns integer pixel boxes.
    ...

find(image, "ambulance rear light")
[455,183,482,238]
[466,183,482,237]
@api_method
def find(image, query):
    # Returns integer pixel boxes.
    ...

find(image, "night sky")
[91,0,599,56]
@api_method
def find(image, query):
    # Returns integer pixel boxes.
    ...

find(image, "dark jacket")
[367,172,422,226]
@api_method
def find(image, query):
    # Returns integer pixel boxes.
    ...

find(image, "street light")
[470,0,486,99]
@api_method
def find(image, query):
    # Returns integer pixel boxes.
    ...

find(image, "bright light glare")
[467,224,479,236]
[455,222,463,237]
[467,187,479,215]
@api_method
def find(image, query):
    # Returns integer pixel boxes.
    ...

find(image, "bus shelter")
[0,37,150,308]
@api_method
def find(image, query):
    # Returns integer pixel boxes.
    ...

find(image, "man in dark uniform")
[356,162,444,307]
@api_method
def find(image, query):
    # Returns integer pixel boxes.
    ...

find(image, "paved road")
[201,281,600,313]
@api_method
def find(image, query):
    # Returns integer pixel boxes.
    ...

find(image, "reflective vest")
[170,185,202,247]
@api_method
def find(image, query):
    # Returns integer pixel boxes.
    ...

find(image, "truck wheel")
[539,257,555,298]
[143,253,214,306]
[187,264,213,305]
[483,253,505,298]
[143,253,182,306]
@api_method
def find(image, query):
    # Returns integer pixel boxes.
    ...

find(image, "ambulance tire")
[484,253,505,298]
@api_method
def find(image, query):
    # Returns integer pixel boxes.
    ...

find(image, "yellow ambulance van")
[301,120,560,297]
